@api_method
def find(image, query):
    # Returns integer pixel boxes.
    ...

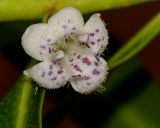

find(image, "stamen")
[51,50,64,62]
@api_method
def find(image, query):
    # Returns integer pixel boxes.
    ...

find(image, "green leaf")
[0,75,46,128]
[0,0,150,21]
[103,82,160,128]
[0,16,46,128]
[108,13,160,69]
[104,58,141,92]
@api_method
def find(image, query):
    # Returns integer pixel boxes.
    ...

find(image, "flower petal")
[66,53,108,94]
[48,7,84,37]
[78,13,108,55]
[22,23,59,61]
[24,60,71,89]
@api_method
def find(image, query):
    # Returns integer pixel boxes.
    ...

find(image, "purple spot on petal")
[92,69,100,76]
[72,27,76,30]
[97,39,101,43]
[83,76,90,80]
[95,29,99,32]
[74,65,82,72]
[82,57,91,65]
[74,65,78,69]
[47,39,51,42]
[77,67,82,72]
[48,48,52,53]
[89,33,95,37]
[87,82,91,86]
[90,42,95,45]
[40,45,45,49]
[51,77,57,81]
[57,69,63,74]
[49,64,53,69]
[41,71,45,77]
[48,71,52,76]
[95,55,100,62]
[77,55,81,59]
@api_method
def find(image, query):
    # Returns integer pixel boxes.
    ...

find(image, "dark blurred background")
[0,1,160,128]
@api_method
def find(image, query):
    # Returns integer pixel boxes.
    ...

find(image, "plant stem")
[108,12,160,69]
[0,0,151,21]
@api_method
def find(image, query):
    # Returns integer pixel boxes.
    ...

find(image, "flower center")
[51,34,94,63]
[50,37,76,62]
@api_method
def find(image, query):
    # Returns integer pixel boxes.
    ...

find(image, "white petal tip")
[23,70,29,76]
[97,13,101,17]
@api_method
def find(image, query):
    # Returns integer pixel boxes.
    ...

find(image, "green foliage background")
[0,0,159,128]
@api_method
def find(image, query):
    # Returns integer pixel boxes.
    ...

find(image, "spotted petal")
[22,23,60,61]
[48,7,84,37]
[79,13,108,55]
[24,60,71,89]
[66,53,108,94]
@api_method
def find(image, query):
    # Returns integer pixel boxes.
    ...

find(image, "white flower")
[22,7,109,94]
